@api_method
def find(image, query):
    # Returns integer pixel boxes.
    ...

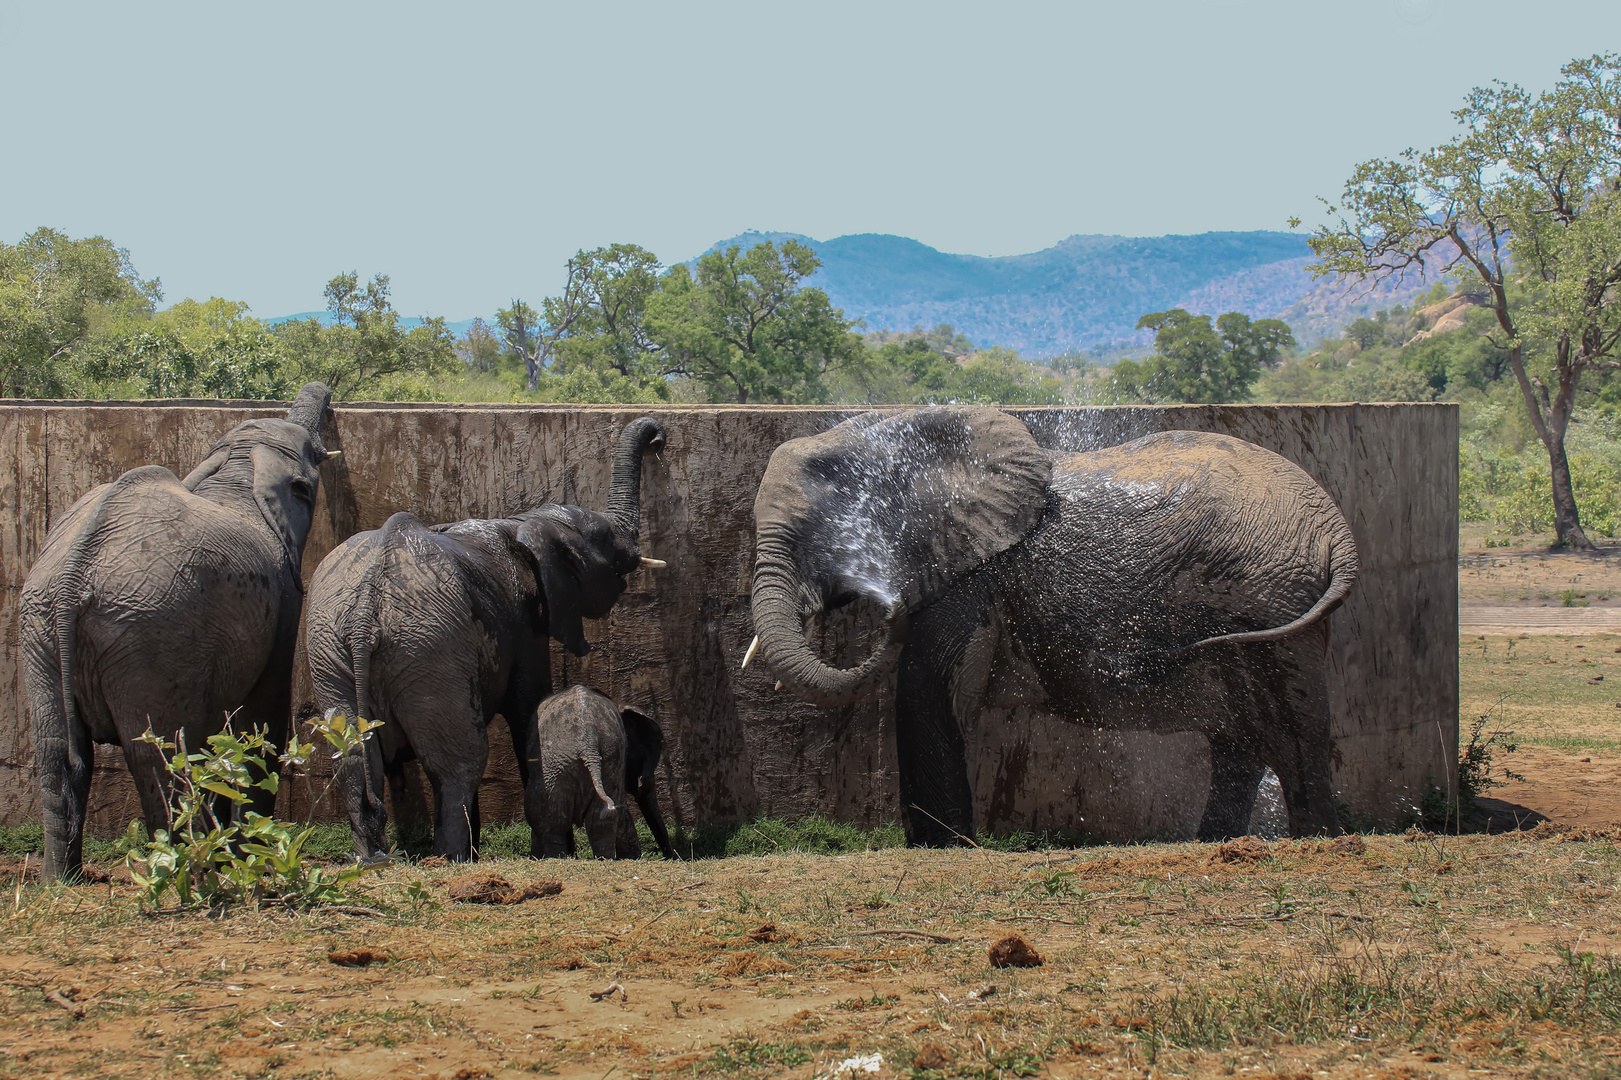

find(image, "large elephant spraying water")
[304,417,666,862]
[21,383,337,881]
[747,406,1358,845]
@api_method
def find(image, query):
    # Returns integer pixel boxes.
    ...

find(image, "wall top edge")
[0,399,1462,415]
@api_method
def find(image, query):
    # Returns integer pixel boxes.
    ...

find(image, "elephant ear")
[250,443,310,572]
[619,708,663,789]
[759,406,1052,612]
[516,514,591,657]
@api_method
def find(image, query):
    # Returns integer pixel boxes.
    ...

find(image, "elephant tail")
[349,514,415,814]
[585,753,616,814]
[1188,520,1359,650]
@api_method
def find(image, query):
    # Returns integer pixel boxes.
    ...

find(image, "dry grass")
[3,834,1621,1078]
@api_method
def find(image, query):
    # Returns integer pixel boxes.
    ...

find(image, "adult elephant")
[748,406,1358,846]
[21,383,337,881]
[305,417,666,862]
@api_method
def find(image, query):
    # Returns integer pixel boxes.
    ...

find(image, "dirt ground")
[5,834,1621,1080]
[9,544,1621,1078]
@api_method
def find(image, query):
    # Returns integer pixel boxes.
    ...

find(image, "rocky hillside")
[701,230,1444,357]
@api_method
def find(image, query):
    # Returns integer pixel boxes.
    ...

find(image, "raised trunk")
[285,382,333,450]
[607,417,665,548]
[751,536,906,708]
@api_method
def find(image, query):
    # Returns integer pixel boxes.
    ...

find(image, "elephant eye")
[291,477,315,504]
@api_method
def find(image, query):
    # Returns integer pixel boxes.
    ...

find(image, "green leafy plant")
[123,709,382,911]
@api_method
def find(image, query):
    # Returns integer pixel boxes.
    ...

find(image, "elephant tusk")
[324,450,342,460]
[639,557,666,569]
[774,681,783,691]
[740,634,760,670]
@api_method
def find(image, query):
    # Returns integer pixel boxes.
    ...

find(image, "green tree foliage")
[79,298,292,399]
[275,273,457,399]
[1308,53,1621,548]
[650,240,865,404]
[0,227,161,396]
[1108,308,1290,403]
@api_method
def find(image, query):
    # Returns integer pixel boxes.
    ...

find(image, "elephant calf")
[528,686,676,860]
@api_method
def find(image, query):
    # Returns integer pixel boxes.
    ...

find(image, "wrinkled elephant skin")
[305,418,665,861]
[750,407,1359,846]
[527,685,676,860]
[21,383,336,881]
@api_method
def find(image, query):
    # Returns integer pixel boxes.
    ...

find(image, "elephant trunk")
[286,382,333,452]
[750,534,906,708]
[607,417,665,552]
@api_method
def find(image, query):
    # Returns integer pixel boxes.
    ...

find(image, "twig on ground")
[633,908,671,934]
[47,989,85,1019]
[853,928,960,944]
[321,905,386,918]
[908,805,981,849]
[589,982,626,1002]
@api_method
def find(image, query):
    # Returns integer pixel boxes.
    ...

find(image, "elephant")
[747,406,1359,846]
[305,416,666,862]
[20,383,337,881]
[527,685,676,860]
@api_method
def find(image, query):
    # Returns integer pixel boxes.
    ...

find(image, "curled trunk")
[751,534,906,708]
[607,417,665,550]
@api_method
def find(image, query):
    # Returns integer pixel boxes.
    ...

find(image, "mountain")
[700,231,1440,356]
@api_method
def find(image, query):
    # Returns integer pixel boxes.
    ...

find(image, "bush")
[122,711,381,911]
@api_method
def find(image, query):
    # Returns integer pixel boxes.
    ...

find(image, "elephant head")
[515,415,666,656]
[750,407,1052,706]
[181,381,336,579]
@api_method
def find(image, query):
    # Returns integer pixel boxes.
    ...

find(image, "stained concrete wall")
[0,401,1457,840]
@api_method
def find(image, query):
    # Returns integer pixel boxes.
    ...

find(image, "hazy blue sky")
[3,1,1617,319]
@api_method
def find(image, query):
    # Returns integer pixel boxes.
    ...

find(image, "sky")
[3,0,1618,320]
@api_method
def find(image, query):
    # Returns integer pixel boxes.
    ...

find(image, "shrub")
[122,711,381,911]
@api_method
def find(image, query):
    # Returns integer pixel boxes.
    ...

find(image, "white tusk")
[639,557,666,569]
[774,681,783,691]
[740,635,760,670]
[324,450,342,460]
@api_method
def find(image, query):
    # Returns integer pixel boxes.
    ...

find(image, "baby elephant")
[528,686,677,860]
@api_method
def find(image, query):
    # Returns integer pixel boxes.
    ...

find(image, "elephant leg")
[586,801,619,860]
[615,802,643,860]
[634,783,676,859]
[33,702,92,882]
[1197,736,1267,842]
[1245,634,1341,838]
[426,771,482,861]
[123,736,176,843]
[895,593,987,847]
[232,615,298,821]
[337,737,389,859]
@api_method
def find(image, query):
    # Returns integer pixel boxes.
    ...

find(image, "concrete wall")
[0,401,1458,840]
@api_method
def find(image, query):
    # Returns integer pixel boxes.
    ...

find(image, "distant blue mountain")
[266,230,1434,359]
[265,312,485,339]
[698,230,1413,355]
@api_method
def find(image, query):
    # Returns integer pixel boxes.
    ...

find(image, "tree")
[1307,53,1621,548]
[455,317,504,373]
[1120,309,1260,403]
[276,272,457,398]
[0,227,161,396]
[649,239,864,404]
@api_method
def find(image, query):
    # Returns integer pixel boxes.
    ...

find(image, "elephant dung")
[1213,836,1273,863]
[986,933,1043,969]
[444,871,563,905]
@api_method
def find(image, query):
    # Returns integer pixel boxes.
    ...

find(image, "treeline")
[0,229,1079,407]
